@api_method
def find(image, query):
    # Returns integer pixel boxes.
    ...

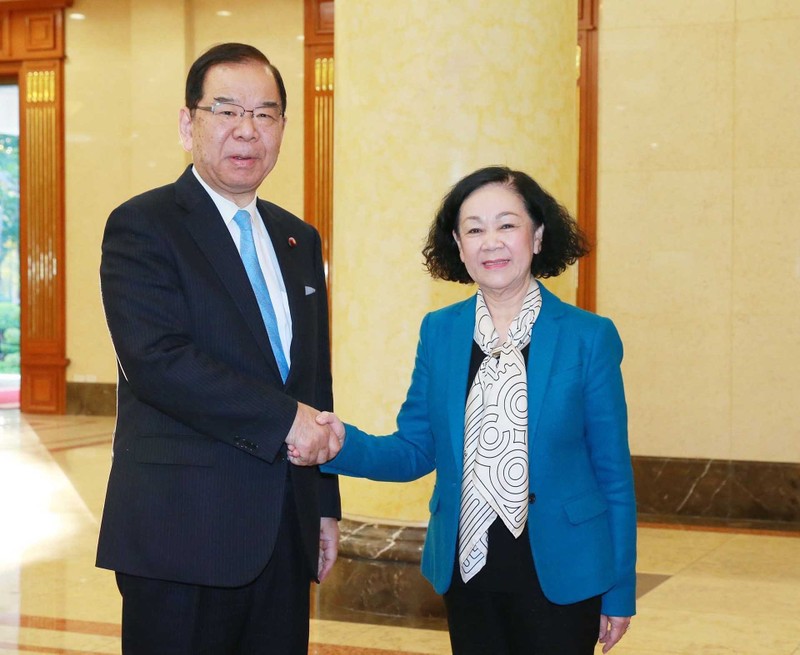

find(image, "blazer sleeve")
[100,202,297,462]
[584,317,637,617]
[322,313,437,482]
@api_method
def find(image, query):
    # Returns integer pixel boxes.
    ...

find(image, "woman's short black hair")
[185,42,287,116]
[423,166,590,282]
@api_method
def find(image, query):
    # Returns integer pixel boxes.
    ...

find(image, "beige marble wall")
[597,1,800,462]
[63,0,304,384]
[331,0,579,520]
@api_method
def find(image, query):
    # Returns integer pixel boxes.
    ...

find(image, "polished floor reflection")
[0,411,797,654]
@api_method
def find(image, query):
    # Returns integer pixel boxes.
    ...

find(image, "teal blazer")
[323,285,636,616]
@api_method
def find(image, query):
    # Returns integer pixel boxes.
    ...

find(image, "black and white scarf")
[458,279,542,583]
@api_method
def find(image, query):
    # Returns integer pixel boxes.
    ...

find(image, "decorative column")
[332,0,579,521]
[323,0,580,621]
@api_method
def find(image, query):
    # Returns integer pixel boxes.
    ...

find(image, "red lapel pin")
[288,237,297,248]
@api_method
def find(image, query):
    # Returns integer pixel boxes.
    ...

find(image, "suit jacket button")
[528,493,536,504]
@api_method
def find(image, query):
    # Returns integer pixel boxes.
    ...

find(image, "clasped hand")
[285,404,345,466]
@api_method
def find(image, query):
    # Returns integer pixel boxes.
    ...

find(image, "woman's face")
[453,183,543,296]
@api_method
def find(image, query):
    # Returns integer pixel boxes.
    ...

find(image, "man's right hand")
[285,402,340,465]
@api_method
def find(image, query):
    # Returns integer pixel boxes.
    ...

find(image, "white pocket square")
[304,286,316,296]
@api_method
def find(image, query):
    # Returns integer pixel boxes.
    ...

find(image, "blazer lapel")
[526,285,565,447]
[443,288,565,475]
[446,296,476,474]
[176,170,281,378]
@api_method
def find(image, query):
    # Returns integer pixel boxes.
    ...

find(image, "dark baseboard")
[631,455,800,527]
[311,518,446,629]
[310,521,685,629]
[66,382,116,416]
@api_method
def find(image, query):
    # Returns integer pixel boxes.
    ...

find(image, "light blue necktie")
[233,209,289,382]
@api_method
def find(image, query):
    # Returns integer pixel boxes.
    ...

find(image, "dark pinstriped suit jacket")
[96,166,340,587]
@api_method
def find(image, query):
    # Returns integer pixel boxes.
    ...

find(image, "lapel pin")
[288,237,297,248]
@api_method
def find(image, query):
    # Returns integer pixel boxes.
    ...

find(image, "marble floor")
[0,411,798,655]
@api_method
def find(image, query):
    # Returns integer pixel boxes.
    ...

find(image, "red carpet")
[0,387,20,408]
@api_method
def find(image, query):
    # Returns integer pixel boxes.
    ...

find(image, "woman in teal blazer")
[306,167,636,654]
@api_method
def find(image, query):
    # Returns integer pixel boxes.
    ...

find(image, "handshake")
[284,402,344,466]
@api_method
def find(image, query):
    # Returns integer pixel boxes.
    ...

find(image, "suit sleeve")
[584,318,637,617]
[100,203,297,462]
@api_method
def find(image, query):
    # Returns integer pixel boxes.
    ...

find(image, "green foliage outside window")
[0,133,20,373]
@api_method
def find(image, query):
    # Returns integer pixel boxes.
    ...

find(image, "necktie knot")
[233,209,252,233]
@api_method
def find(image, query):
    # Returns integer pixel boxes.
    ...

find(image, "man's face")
[179,60,286,206]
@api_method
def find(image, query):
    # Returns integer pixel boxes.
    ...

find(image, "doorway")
[0,82,20,409]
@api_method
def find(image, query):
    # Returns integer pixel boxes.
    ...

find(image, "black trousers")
[443,569,600,655]
[116,489,311,655]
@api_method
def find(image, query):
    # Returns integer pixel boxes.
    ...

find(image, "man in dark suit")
[96,43,341,654]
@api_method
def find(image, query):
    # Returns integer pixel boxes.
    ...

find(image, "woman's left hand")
[598,614,631,653]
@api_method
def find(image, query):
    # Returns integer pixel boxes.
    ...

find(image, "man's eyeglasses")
[195,102,283,126]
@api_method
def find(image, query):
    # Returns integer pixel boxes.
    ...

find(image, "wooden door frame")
[303,0,334,301]
[577,0,599,311]
[0,0,71,413]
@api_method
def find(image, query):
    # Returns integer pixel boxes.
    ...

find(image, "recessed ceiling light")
[69,13,86,20]
[216,10,232,17]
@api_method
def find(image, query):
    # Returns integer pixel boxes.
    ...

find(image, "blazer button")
[528,493,536,504]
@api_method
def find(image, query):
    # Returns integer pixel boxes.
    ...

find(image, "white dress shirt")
[192,166,293,366]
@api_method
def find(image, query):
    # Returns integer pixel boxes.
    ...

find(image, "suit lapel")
[176,169,282,379]
[526,285,565,446]
[446,296,476,474]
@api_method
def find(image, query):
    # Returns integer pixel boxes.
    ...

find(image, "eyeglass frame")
[193,100,285,124]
